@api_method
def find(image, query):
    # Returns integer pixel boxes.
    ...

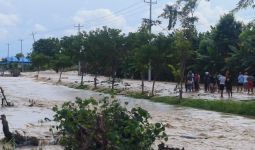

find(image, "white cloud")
[195,0,227,32]
[73,9,126,31]
[34,24,47,32]
[0,12,19,39]
[0,13,19,27]
[0,0,14,12]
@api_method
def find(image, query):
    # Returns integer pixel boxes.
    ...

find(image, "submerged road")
[0,76,254,150]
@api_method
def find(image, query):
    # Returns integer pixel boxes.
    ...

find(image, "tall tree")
[31,52,49,79]
[226,23,255,73]
[173,31,193,99]
[60,34,86,85]
[126,28,153,94]
[213,13,242,57]
[86,27,125,89]
[234,0,255,11]
[86,29,105,88]
[33,38,60,57]
[150,34,169,96]
[52,53,72,82]
[99,27,126,90]
[160,0,200,99]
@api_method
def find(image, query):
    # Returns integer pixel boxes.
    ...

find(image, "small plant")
[53,97,167,150]
[75,84,89,90]
[127,91,152,99]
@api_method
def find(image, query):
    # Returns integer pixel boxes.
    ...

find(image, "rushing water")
[0,77,254,150]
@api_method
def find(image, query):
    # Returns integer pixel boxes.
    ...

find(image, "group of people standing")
[237,72,254,94]
[185,71,254,98]
[185,71,200,92]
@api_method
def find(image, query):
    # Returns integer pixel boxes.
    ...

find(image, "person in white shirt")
[237,72,244,92]
[219,74,226,98]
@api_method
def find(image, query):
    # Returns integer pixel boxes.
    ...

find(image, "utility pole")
[74,23,84,76]
[7,43,10,58]
[19,39,24,72]
[74,23,84,34]
[144,0,157,81]
[31,32,36,43]
[19,39,23,54]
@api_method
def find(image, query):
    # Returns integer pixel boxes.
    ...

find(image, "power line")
[83,6,151,30]
[32,1,144,37]
[83,6,148,27]
[31,32,36,43]
[2,1,164,57]
[144,0,157,33]
[81,1,144,25]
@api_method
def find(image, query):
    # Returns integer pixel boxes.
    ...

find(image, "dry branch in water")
[1,114,39,146]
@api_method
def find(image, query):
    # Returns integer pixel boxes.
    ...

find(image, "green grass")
[151,96,255,117]
[94,88,123,95]
[66,84,255,117]
[74,84,89,90]
[126,92,152,99]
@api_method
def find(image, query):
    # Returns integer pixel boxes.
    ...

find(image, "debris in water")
[1,114,39,146]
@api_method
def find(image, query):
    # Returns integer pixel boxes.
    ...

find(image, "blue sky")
[0,0,253,58]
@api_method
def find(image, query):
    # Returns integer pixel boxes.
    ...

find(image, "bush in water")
[53,97,168,150]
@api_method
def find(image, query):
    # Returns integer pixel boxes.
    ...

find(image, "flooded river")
[0,77,254,150]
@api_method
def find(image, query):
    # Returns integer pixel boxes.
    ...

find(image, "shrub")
[53,97,167,150]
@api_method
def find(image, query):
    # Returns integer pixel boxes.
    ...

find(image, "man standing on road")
[219,73,226,98]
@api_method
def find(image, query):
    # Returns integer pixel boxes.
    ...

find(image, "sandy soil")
[0,71,254,150]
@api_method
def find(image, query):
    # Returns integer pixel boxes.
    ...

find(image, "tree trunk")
[37,66,40,79]
[151,74,157,96]
[1,115,13,141]
[1,114,39,146]
[58,68,63,82]
[179,61,186,102]
[80,72,84,86]
[94,74,98,88]
[140,72,144,94]
[111,72,115,90]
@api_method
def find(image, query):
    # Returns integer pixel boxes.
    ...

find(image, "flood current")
[0,77,254,150]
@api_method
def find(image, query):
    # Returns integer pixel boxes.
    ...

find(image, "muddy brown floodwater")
[0,76,254,150]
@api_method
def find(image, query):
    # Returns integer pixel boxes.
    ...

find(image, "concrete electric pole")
[74,24,84,34]
[74,24,84,76]
[31,32,36,43]
[144,0,157,81]
[19,39,23,54]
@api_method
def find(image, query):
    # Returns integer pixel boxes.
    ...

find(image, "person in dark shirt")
[204,72,210,92]
[225,76,232,98]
